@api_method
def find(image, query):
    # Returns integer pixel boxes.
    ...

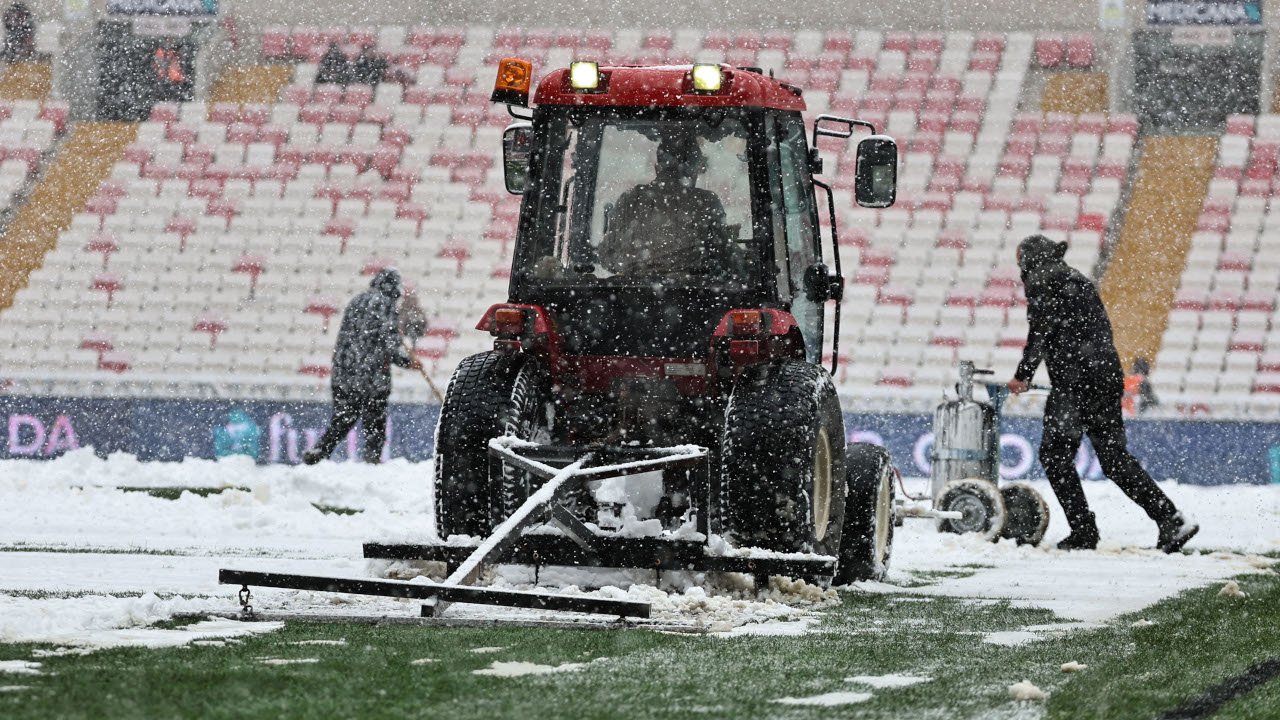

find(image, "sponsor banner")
[0,396,1275,485]
[843,413,1277,486]
[106,0,218,16]
[0,396,436,464]
[1146,0,1262,25]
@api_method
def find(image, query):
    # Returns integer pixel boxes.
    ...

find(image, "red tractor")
[217,61,904,620]
[434,59,902,585]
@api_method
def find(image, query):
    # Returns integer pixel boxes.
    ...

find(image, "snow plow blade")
[218,569,651,618]
[363,538,837,580]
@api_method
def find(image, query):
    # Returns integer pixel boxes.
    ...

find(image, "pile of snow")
[0,660,42,676]
[1008,679,1047,701]
[1008,681,1049,696]
[473,661,586,677]
[0,592,279,651]
[256,657,319,666]
[845,674,931,688]
[1218,580,1248,598]
[773,691,872,706]
[0,449,432,554]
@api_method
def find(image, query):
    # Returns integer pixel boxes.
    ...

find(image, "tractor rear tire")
[835,443,896,584]
[720,360,846,556]
[433,351,550,539]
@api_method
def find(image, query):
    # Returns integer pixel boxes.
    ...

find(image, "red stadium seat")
[1225,114,1256,136]
[1065,34,1095,68]
[98,352,132,374]
[1035,35,1064,67]
[231,253,266,295]
[149,102,180,123]
[974,33,1005,54]
[261,26,290,60]
[91,272,123,307]
[304,296,340,333]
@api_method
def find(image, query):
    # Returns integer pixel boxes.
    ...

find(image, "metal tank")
[930,361,999,500]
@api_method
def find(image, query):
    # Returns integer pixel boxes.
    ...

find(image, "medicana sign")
[0,395,1277,485]
[106,0,218,16]
[1147,0,1263,25]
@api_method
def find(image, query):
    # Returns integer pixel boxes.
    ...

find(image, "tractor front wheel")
[720,360,847,556]
[433,351,550,539]
[835,443,896,584]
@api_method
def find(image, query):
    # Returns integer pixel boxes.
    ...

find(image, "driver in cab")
[597,132,737,277]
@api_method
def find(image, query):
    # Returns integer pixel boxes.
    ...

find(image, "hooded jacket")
[331,268,413,397]
[1014,235,1124,394]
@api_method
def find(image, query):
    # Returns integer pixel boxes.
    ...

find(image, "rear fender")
[709,308,806,375]
[476,303,564,372]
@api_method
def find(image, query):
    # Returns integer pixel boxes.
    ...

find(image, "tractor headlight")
[569,61,600,91]
[691,64,723,92]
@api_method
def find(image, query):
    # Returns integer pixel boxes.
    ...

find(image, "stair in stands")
[209,65,295,106]
[0,122,137,311]
[0,61,51,101]
[1099,135,1218,370]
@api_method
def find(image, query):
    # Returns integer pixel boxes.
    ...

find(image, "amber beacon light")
[491,57,534,106]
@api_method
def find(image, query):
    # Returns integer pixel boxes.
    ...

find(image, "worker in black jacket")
[1007,234,1198,553]
[303,268,421,464]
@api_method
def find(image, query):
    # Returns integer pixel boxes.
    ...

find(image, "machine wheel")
[835,443,896,584]
[720,360,847,556]
[433,351,551,539]
[999,483,1050,546]
[936,478,1007,542]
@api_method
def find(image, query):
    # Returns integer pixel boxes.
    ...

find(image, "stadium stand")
[8,25,1256,419]
[1153,116,1280,418]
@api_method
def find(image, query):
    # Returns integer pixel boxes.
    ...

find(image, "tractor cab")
[486,61,896,382]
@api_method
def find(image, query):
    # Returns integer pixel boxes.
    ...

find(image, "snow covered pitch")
[0,451,1276,718]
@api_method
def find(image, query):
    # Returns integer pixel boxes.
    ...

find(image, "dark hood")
[371,267,402,299]
[1017,234,1068,275]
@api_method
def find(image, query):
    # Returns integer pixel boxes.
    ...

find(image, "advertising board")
[1146,0,1262,25]
[1,396,1276,485]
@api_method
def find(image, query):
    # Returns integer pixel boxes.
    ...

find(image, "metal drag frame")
[221,437,837,621]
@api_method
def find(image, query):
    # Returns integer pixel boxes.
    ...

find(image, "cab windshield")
[520,107,763,289]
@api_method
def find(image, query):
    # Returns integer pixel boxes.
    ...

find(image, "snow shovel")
[403,339,445,404]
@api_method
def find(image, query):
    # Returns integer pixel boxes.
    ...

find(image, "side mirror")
[502,122,533,195]
[854,135,898,209]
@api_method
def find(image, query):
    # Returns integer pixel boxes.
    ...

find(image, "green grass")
[310,504,362,516]
[1,573,1276,719]
[1045,573,1280,719]
[0,544,183,556]
[115,486,250,500]
[110,487,362,515]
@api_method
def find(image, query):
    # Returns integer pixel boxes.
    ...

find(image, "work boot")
[301,448,325,466]
[1056,512,1099,551]
[1157,512,1199,554]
